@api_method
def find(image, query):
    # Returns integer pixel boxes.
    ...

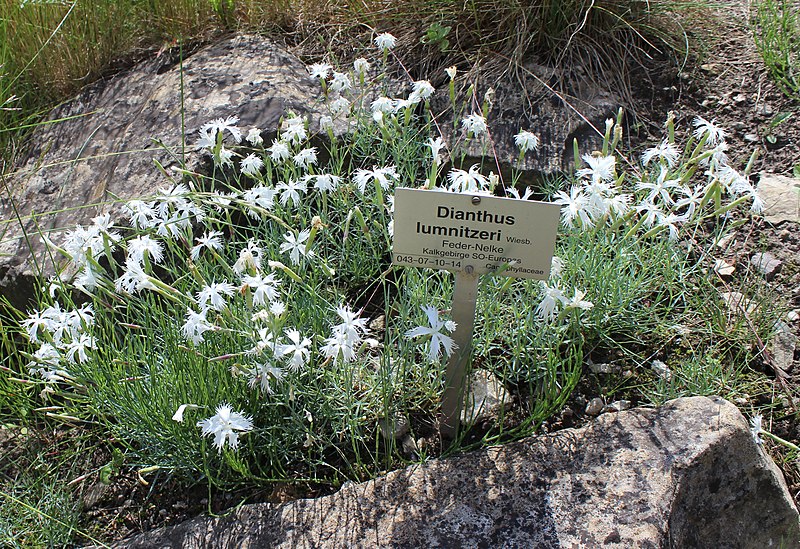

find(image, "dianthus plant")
[17,37,769,489]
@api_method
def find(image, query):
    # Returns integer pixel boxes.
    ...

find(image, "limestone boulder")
[0,35,328,307]
[111,396,800,548]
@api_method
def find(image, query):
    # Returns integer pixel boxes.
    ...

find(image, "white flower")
[308,62,332,79]
[268,140,291,163]
[190,230,224,261]
[329,97,350,116]
[322,304,370,364]
[428,137,445,166]
[447,165,489,193]
[293,147,318,169]
[637,200,665,228]
[279,229,312,265]
[247,361,284,394]
[240,153,264,177]
[127,235,164,265]
[536,284,565,321]
[65,333,95,363]
[115,258,155,294]
[693,116,726,146]
[445,66,457,80]
[182,307,214,344]
[353,165,398,194]
[319,115,334,132]
[242,185,277,216]
[276,179,308,208]
[172,403,200,423]
[124,200,157,229]
[410,80,434,102]
[374,32,397,50]
[197,403,254,453]
[750,414,763,445]
[353,57,370,76]
[246,128,263,146]
[281,115,307,145]
[277,328,312,371]
[461,113,487,137]
[233,240,262,274]
[577,154,616,184]
[329,71,352,93]
[636,165,681,205]
[307,173,341,193]
[200,115,242,143]
[370,96,397,114]
[241,272,281,306]
[641,140,679,167]
[514,130,540,153]
[553,186,592,228]
[404,305,457,362]
[196,281,236,311]
[564,289,594,311]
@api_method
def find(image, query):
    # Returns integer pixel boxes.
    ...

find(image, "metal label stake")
[440,267,479,438]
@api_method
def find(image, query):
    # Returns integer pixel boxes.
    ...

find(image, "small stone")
[780,229,792,241]
[751,252,782,280]
[651,360,672,381]
[757,173,800,224]
[715,233,736,249]
[585,397,605,416]
[734,397,749,406]
[788,310,799,322]
[733,94,747,104]
[378,413,409,440]
[743,133,759,143]
[604,400,632,413]
[461,369,513,425]
[622,370,633,378]
[758,104,774,116]
[159,509,169,517]
[721,291,755,314]
[587,361,618,374]
[401,435,419,456]
[732,122,747,131]
[772,321,797,373]
[714,259,735,277]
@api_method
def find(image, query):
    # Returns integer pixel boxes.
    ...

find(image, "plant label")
[392,187,561,279]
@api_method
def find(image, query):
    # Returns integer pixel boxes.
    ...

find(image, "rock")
[772,321,797,374]
[460,369,512,425]
[720,291,756,315]
[602,400,631,412]
[0,35,340,307]
[109,397,800,548]
[713,258,735,277]
[378,413,409,441]
[751,251,782,280]
[651,359,672,381]
[585,396,605,416]
[757,172,800,225]
[587,360,618,374]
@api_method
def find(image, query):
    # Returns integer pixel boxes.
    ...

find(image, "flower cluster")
[553,115,762,239]
[23,301,95,390]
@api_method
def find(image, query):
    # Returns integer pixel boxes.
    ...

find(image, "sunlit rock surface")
[112,396,800,549]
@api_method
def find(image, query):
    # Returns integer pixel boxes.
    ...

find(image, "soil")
[3,0,800,546]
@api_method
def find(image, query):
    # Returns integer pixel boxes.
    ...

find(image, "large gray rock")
[111,396,800,548]
[0,35,327,307]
